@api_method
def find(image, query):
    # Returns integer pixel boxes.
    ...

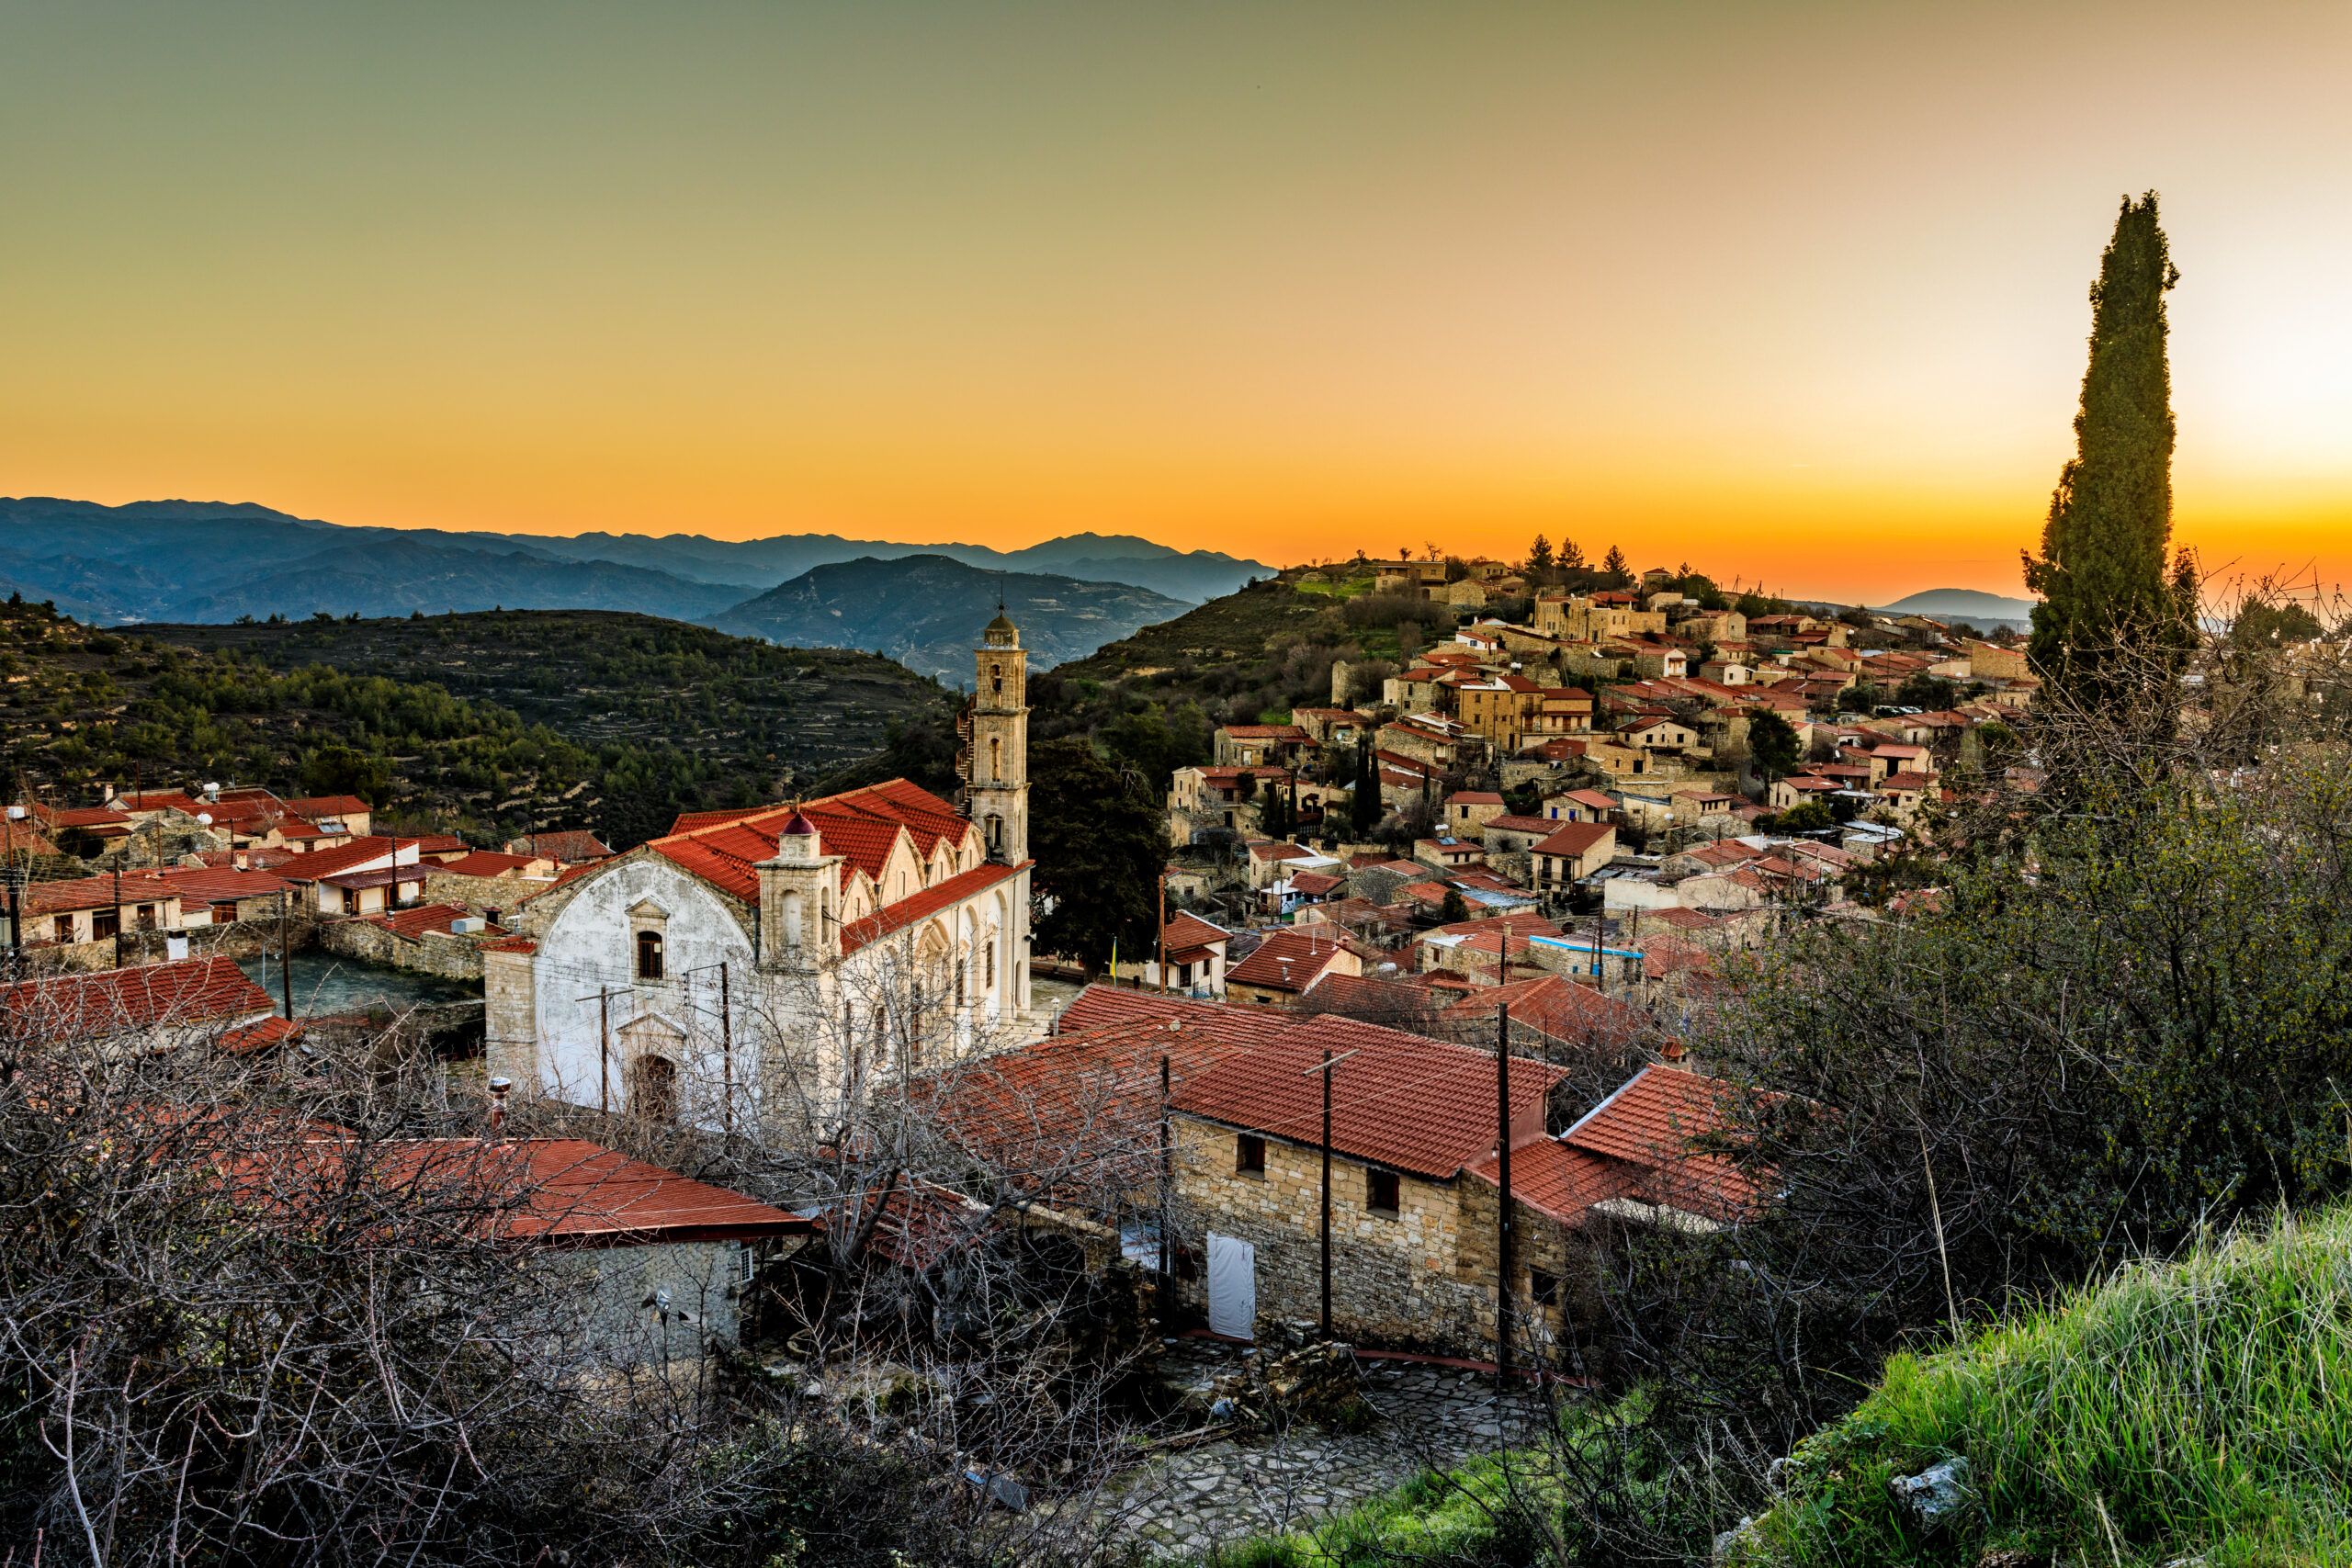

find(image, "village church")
[485,614,1036,1130]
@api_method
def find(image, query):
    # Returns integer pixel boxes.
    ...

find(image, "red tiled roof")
[650,780,976,903]
[3,956,276,1041]
[838,860,1026,956]
[1879,771,1934,791]
[367,902,503,942]
[158,866,290,903]
[219,1014,300,1055]
[23,868,179,916]
[1287,871,1344,897]
[1161,911,1227,953]
[1532,821,1613,859]
[115,790,207,815]
[1467,1135,1639,1223]
[915,1019,1250,1197]
[481,935,539,953]
[1446,791,1505,806]
[1221,724,1311,741]
[281,795,372,818]
[1482,814,1556,835]
[1053,985,1295,1048]
[1174,1013,1566,1179]
[1443,974,1648,1049]
[1225,927,1360,992]
[518,829,611,863]
[435,851,542,879]
[245,1138,818,1247]
[277,836,411,883]
[28,803,131,831]
[1561,1065,1760,1218]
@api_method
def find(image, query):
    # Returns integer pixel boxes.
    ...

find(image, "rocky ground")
[1095,1339,1548,1561]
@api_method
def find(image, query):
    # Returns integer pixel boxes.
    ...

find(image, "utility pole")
[1159,1054,1172,1280]
[718,961,734,1136]
[112,864,123,969]
[276,887,293,1019]
[1592,905,1607,991]
[1302,1047,1359,1342]
[1156,868,1168,994]
[1495,1000,1514,1390]
[577,984,631,1115]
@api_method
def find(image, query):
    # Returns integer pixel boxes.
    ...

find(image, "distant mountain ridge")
[1877,587,2038,629]
[707,555,1187,675]
[0,497,1272,622]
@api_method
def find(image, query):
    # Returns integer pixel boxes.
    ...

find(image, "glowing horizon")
[6,2,2348,604]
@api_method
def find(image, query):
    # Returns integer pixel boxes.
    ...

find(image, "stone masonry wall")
[1170,1116,1497,1353]
[318,919,488,982]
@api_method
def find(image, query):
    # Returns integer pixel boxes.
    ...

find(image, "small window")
[1366,1168,1401,1215]
[209,901,240,924]
[738,1245,759,1285]
[93,909,120,941]
[635,929,664,980]
[1530,1268,1561,1309]
[1236,1134,1265,1176]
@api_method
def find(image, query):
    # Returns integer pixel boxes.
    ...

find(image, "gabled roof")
[367,902,503,942]
[24,868,180,916]
[3,956,276,1042]
[1174,1012,1566,1179]
[282,795,372,818]
[1559,1064,1759,1217]
[648,780,975,903]
[1160,911,1228,958]
[1442,974,1648,1049]
[277,835,412,883]
[1054,984,1297,1047]
[838,861,1026,956]
[435,851,543,879]
[158,866,290,903]
[520,829,613,863]
[1225,927,1363,992]
[1532,821,1614,859]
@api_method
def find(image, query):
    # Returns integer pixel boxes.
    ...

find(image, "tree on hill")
[2024,193,2194,728]
[1600,546,1631,587]
[1559,536,1587,572]
[1525,535,1555,582]
[1747,709,1802,791]
[1028,737,1161,975]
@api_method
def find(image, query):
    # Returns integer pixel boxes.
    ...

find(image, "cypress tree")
[2025,193,2191,713]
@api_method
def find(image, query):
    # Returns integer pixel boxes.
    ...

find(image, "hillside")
[0,499,754,624]
[4,602,954,849]
[1878,588,2038,629]
[1739,1204,2352,1567]
[707,555,1188,675]
[0,496,1272,619]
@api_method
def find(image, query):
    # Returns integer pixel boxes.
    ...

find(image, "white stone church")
[485,614,1036,1131]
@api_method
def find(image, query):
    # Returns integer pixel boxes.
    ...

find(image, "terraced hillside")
[6,604,956,849]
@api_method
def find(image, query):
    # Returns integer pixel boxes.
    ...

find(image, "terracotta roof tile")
[1174,1013,1566,1179]
[838,861,1026,956]
[3,956,276,1042]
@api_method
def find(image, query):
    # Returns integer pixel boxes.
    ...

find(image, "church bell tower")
[967,611,1029,864]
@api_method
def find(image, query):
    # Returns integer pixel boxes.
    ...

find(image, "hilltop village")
[2,557,2050,1557]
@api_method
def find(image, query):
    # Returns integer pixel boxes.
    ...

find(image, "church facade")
[484,615,1035,1132]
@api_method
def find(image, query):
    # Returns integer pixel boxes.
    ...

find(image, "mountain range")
[708,556,1187,680]
[1876,587,2039,630]
[0,496,1266,668]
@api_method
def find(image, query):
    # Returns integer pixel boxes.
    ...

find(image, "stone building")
[485,615,1036,1134]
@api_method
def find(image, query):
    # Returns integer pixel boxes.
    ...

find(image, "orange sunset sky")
[6,1,2349,604]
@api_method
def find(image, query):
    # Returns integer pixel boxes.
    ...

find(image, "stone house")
[1443,791,1506,834]
[1290,707,1370,749]
[1214,724,1315,769]
[1530,821,1618,895]
[1540,788,1620,824]
[1223,927,1369,1007]
[160,865,292,929]
[322,901,510,983]
[277,836,425,917]
[1768,775,1843,811]
[17,869,182,952]
[1167,765,1290,844]
[1169,1012,1564,1349]
[1,955,289,1056]
[504,829,613,865]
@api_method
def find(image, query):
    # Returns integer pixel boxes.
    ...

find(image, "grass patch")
[1749,1203,2352,1567]
[1295,574,1378,601]
[1200,1451,1550,1568]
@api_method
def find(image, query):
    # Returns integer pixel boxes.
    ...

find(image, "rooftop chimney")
[487,1076,513,1134]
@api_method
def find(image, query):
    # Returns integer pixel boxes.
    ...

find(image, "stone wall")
[14,914,309,976]
[485,945,538,1089]
[318,918,489,982]
[1170,1116,1497,1353]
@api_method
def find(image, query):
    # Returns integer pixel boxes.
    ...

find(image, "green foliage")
[1747,710,1802,785]
[1751,1204,2352,1568]
[1894,671,1959,710]
[1029,736,1163,973]
[2025,193,2192,716]
[2230,598,2325,649]
[1439,888,1468,922]
[1524,534,1555,581]
[1771,800,1834,833]
[1599,546,1631,587]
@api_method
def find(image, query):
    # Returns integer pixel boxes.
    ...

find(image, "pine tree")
[1351,738,1382,836]
[2025,193,2191,713]
[1559,536,1587,571]
[1526,535,1555,581]
[1600,546,1631,586]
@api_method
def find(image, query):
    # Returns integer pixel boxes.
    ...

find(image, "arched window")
[989,662,1002,696]
[989,735,1001,780]
[635,930,664,980]
[630,1055,678,1124]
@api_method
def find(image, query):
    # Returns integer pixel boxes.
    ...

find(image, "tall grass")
[1753,1204,2352,1567]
